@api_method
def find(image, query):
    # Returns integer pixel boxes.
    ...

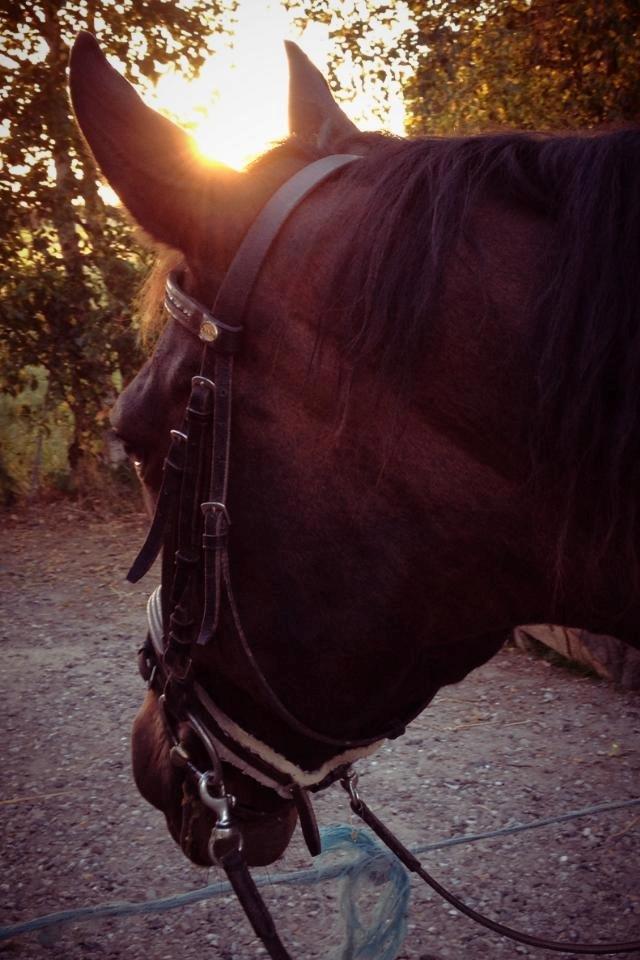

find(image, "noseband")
[126,154,640,958]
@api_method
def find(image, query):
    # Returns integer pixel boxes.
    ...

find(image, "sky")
[146,0,408,170]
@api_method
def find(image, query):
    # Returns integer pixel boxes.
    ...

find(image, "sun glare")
[149,1,407,172]
[97,0,408,205]
[151,4,330,170]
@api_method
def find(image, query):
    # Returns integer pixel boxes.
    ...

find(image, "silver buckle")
[201,501,231,525]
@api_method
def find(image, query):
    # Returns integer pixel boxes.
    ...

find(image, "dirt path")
[1,510,638,960]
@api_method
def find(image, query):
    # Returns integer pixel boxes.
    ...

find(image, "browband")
[162,154,361,354]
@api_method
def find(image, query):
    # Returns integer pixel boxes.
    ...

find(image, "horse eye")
[110,429,144,465]
[125,443,141,462]
[127,446,146,473]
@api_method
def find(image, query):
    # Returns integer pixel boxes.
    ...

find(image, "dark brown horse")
[70,33,640,875]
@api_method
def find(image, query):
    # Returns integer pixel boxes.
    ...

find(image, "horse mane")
[136,246,183,344]
[332,129,640,595]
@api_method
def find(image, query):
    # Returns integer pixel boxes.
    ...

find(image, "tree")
[403,0,640,135]
[0,1,235,485]
[285,0,411,124]
[287,0,640,134]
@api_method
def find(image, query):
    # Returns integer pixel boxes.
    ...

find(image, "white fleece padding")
[194,681,384,790]
[147,586,384,791]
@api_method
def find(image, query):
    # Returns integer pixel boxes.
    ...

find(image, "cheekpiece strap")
[126,428,187,583]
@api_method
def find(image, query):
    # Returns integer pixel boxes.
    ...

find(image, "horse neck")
[227,168,639,755]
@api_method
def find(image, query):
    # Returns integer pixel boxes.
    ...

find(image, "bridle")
[125,154,640,958]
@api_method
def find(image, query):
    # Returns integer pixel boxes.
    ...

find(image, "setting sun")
[147,1,406,171]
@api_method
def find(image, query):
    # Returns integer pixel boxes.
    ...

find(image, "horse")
[69,29,640,919]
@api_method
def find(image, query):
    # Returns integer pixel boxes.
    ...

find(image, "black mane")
[333,129,640,592]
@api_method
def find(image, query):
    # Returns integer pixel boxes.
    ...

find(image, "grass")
[0,367,74,502]
[0,365,140,512]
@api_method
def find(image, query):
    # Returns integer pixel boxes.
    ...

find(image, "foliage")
[0,0,236,488]
[285,1,411,123]
[287,0,640,134]
[0,367,73,502]
[403,0,640,135]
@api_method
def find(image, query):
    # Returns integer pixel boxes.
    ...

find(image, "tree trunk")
[40,5,98,477]
[40,5,87,281]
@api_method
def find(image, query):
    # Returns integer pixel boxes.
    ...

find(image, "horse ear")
[285,41,359,149]
[69,32,240,254]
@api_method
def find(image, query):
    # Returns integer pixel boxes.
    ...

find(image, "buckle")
[191,375,216,392]
[201,501,231,525]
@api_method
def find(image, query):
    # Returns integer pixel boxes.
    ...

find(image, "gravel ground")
[1,508,638,960]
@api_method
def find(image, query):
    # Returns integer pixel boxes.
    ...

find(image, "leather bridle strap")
[126,153,359,587]
[343,777,640,955]
[209,153,362,323]
[126,429,186,583]
[168,152,410,749]
[196,354,233,644]
[168,377,215,643]
[218,849,293,960]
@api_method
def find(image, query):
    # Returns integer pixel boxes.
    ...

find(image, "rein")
[127,155,640,957]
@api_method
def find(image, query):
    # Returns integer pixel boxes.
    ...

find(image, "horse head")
[69,34,640,871]
[70,34,405,867]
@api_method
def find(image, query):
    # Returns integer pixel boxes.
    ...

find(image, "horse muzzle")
[177,776,299,867]
[131,689,298,867]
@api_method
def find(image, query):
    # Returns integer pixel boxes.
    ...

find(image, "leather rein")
[126,154,640,957]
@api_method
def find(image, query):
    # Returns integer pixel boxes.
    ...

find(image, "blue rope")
[0,826,409,959]
[320,825,410,960]
[2,796,639,955]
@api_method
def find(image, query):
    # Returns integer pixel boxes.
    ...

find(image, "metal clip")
[341,767,363,813]
[198,771,234,826]
[197,769,244,864]
[208,823,243,865]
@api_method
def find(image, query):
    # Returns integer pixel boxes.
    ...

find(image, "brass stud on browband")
[199,319,219,343]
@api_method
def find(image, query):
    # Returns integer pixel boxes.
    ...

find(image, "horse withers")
[69,33,640,872]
